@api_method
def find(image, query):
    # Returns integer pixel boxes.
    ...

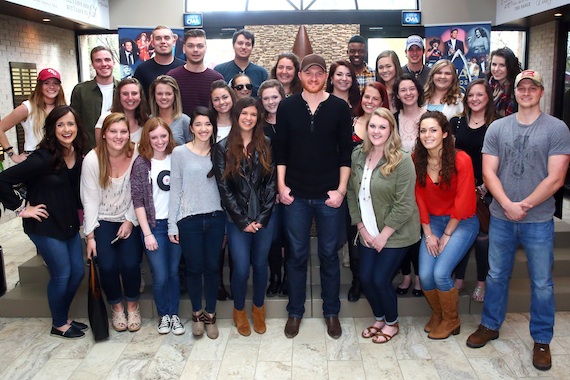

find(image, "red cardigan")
[415,150,477,224]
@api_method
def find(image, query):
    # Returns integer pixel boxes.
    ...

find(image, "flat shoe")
[372,323,399,344]
[50,326,85,339]
[70,320,88,331]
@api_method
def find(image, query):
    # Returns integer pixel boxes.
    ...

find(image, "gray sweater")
[168,144,223,235]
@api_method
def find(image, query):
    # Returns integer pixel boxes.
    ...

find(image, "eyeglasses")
[233,84,253,91]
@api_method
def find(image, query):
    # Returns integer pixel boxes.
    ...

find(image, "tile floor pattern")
[2,218,570,379]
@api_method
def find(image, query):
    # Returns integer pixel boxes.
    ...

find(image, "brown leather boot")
[429,288,460,339]
[423,289,442,333]
[233,308,251,336]
[252,304,266,334]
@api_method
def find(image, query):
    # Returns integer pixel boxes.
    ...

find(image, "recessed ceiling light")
[554,13,562,17]
[42,18,51,22]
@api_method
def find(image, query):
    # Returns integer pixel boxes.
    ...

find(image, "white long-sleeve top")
[81,149,139,235]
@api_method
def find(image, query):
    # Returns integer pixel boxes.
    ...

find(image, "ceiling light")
[554,13,562,17]
[42,18,51,22]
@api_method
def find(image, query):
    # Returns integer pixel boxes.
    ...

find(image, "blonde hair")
[362,107,403,176]
[28,79,66,143]
[96,112,135,189]
[424,60,462,106]
[149,75,183,120]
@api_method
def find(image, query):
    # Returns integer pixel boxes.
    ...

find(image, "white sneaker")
[158,315,171,334]
[171,314,186,335]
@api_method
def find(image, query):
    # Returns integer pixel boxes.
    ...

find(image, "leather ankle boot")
[423,289,442,333]
[266,274,281,297]
[429,288,460,339]
[348,278,362,302]
[233,308,251,336]
[252,304,266,334]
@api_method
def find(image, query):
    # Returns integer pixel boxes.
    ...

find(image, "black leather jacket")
[213,137,276,230]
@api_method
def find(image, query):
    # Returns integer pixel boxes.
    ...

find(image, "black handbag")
[88,258,109,341]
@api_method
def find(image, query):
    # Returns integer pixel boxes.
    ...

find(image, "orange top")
[415,150,477,224]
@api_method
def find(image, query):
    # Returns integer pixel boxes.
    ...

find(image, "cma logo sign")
[184,13,203,27]
[402,11,421,26]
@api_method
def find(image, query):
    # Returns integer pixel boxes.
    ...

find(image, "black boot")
[348,278,362,302]
[266,273,281,297]
[278,273,288,297]
[218,246,231,301]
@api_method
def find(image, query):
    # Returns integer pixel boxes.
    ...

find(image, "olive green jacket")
[347,146,420,248]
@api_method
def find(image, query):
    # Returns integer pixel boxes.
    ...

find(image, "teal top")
[347,145,420,248]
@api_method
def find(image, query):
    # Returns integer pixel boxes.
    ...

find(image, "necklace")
[360,153,380,202]
[471,117,485,125]
[428,158,441,172]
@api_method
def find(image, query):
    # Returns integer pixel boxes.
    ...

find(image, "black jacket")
[213,137,276,230]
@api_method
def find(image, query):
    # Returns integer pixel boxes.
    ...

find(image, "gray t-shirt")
[482,113,570,222]
[167,145,222,235]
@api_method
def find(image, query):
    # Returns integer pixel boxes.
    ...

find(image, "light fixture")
[42,18,51,22]
[554,13,562,17]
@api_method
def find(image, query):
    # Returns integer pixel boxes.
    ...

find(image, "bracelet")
[17,207,26,217]
[3,146,13,152]
[425,234,432,240]
[443,231,452,237]
[358,226,365,231]
[144,233,153,237]
[336,189,345,197]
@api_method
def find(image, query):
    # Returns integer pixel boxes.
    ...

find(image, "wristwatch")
[3,146,14,157]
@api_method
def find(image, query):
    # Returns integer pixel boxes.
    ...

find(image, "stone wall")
[527,21,557,114]
[247,24,359,73]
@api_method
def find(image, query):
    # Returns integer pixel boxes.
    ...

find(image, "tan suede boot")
[252,304,266,334]
[423,289,442,333]
[428,288,461,339]
[233,308,251,336]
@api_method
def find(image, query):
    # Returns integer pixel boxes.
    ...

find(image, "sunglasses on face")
[233,83,253,91]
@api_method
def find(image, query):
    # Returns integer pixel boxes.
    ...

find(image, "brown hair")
[137,117,176,160]
[149,75,183,120]
[112,78,149,127]
[424,60,462,106]
[326,60,360,112]
[460,79,497,126]
[374,50,404,84]
[96,112,135,189]
[223,97,272,178]
[270,52,302,95]
[413,111,456,188]
[355,82,390,117]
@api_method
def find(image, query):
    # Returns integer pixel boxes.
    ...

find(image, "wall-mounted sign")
[184,13,203,28]
[402,11,421,26]
[6,0,110,29]
[496,0,568,25]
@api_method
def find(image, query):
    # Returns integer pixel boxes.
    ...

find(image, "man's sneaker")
[158,315,171,334]
[171,314,186,336]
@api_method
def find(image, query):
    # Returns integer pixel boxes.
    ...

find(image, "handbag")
[88,257,109,341]
[476,187,490,234]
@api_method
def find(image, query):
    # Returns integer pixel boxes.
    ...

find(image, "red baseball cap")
[37,68,61,82]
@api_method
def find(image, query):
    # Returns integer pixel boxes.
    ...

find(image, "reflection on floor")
[1,219,570,379]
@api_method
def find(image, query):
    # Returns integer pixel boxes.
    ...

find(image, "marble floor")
[1,218,570,379]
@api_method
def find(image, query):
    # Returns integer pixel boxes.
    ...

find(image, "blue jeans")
[284,197,342,318]
[481,216,555,344]
[227,214,275,310]
[178,212,225,314]
[28,233,84,328]
[94,221,142,304]
[359,243,409,324]
[144,219,182,316]
[419,215,479,291]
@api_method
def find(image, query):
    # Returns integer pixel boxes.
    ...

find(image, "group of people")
[0,26,568,372]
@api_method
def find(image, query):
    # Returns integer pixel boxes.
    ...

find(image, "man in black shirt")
[134,25,185,101]
[275,54,352,340]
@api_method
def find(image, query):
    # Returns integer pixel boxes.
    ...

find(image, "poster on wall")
[117,27,185,79]
[425,23,492,91]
